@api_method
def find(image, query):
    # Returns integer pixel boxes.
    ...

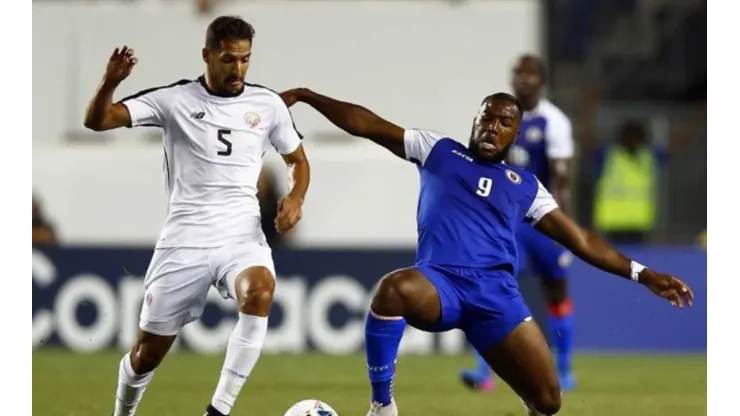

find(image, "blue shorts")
[416,265,532,353]
[516,224,571,280]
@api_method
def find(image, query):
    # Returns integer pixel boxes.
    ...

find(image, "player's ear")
[201,48,209,64]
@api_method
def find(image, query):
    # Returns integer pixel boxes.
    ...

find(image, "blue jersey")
[403,129,558,274]
[507,99,573,190]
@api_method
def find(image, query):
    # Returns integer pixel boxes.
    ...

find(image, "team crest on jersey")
[525,126,543,143]
[505,169,522,185]
[145,292,153,306]
[244,112,261,127]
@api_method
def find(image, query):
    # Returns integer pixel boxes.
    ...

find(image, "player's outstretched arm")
[535,209,694,308]
[83,46,137,131]
[280,88,407,159]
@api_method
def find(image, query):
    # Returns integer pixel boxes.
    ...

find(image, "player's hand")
[279,88,310,108]
[638,269,694,308]
[275,195,303,233]
[104,46,137,86]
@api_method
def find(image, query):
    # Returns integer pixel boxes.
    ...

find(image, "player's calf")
[113,330,177,416]
[525,385,562,415]
[208,266,274,416]
[365,271,408,409]
[541,278,575,390]
[477,319,562,415]
[365,268,442,412]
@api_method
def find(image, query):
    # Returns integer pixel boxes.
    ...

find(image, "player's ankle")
[205,403,228,416]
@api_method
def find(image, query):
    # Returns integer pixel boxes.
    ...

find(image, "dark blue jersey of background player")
[508,54,573,212]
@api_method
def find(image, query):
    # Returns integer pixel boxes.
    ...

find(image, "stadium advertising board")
[32,247,706,354]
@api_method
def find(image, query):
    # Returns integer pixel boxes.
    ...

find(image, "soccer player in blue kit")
[279,88,693,416]
[461,54,579,392]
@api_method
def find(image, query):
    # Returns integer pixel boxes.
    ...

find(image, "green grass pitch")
[33,349,706,415]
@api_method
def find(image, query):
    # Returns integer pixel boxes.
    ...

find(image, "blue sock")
[365,312,405,406]
[547,298,574,376]
[473,348,492,378]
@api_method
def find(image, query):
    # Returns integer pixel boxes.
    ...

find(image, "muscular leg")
[365,267,447,415]
[479,320,562,415]
[207,266,274,416]
[540,277,575,390]
[113,330,177,416]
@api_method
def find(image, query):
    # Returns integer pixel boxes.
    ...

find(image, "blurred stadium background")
[32,0,706,415]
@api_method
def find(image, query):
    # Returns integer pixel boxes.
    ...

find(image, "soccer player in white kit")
[83,16,310,416]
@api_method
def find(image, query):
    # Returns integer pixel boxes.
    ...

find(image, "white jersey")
[121,76,302,248]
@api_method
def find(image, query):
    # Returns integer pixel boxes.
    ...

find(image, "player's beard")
[468,128,512,163]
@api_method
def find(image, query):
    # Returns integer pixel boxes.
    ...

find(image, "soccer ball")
[282,399,339,416]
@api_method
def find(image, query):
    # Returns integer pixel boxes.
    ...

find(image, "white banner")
[33,142,426,247]
[33,0,540,143]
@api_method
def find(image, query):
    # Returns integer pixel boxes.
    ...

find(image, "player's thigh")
[461,285,533,355]
[476,317,559,405]
[213,240,276,302]
[390,266,463,332]
[139,247,213,336]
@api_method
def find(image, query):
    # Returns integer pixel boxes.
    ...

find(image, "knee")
[371,270,417,316]
[236,267,275,315]
[129,343,164,374]
[531,385,562,415]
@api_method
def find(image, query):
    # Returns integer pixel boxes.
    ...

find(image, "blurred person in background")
[586,97,704,245]
[460,54,578,393]
[697,229,706,249]
[33,196,58,247]
[592,120,661,244]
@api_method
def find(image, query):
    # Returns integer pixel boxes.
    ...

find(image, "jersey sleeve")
[119,87,170,128]
[544,110,574,159]
[525,177,559,225]
[269,95,303,155]
[404,129,444,166]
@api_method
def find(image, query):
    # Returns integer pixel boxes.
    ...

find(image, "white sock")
[210,313,268,414]
[113,352,154,416]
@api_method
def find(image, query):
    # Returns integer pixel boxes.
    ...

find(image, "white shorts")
[138,240,275,336]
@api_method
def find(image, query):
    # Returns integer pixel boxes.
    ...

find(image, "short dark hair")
[205,15,255,49]
[518,54,549,85]
[619,120,646,139]
[482,93,524,118]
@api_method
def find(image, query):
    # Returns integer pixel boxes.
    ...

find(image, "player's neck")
[518,95,540,112]
[198,74,244,98]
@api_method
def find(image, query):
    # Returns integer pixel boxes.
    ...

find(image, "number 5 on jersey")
[217,129,232,156]
[476,177,493,197]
